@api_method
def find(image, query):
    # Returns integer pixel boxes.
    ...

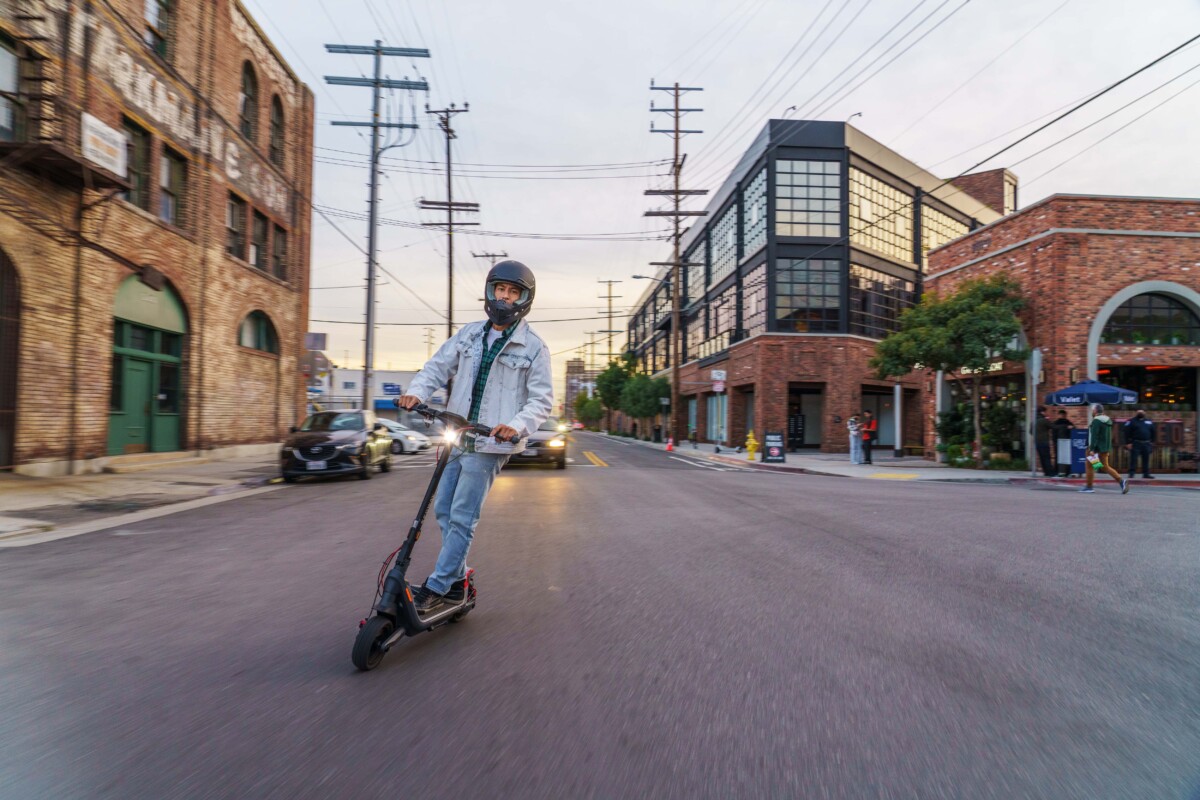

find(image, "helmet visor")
[485,281,530,305]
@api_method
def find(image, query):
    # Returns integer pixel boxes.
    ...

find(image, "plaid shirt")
[464,323,517,450]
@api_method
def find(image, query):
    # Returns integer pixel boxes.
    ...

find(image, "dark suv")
[281,410,393,482]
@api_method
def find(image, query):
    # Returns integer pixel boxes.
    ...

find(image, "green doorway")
[107,276,186,455]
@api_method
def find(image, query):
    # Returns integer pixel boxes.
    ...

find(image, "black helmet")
[484,260,535,327]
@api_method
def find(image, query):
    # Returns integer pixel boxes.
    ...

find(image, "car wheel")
[358,462,373,480]
[556,458,566,470]
[283,474,298,483]
[390,440,403,455]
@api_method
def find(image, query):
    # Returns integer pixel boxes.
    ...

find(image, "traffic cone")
[666,437,673,452]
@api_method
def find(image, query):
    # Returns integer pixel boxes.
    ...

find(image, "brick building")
[626,120,1009,453]
[563,357,597,419]
[924,194,1200,471]
[0,0,313,475]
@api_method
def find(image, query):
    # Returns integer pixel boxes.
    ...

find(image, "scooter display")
[351,404,519,671]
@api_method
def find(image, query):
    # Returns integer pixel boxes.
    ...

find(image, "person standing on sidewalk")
[1034,406,1055,477]
[1052,409,1074,477]
[1123,409,1156,479]
[860,410,877,465]
[1082,403,1128,494]
[847,413,863,464]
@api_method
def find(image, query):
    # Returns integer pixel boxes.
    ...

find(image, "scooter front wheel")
[352,616,395,671]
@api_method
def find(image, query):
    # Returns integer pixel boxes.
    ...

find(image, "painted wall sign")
[81,112,127,176]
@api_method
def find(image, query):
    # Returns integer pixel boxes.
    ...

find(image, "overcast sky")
[242,0,1200,404]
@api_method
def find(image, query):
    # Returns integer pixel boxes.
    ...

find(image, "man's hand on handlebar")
[395,395,421,411]
[491,424,520,444]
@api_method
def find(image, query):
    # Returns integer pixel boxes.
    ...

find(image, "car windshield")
[538,420,561,432]
[300,412,365,432]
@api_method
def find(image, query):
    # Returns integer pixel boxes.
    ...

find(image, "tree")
[619,374,670,420]
[595,353,635,412]
[577,397,604,427]
[870,273,1029,466]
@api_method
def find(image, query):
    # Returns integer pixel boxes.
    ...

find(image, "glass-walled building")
[626,120,1012,452]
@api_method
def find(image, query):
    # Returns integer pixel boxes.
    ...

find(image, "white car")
[378,418,432,455]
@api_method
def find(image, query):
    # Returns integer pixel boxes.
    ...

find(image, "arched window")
[239,310,278,353]
[1101,292,1200,346]
[269,95,284,167]
[239,62,258,141]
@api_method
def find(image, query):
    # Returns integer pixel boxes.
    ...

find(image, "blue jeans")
[426,450,509,594]
[849,434,863,464]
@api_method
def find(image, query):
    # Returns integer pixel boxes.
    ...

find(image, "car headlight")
[557,424,568,432]
[548,438,565,448]
[404,435,418,441]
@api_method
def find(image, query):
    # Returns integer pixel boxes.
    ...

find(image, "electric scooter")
[351,403,518,671]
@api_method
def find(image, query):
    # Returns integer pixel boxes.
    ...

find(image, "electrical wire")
[312,312,638,327]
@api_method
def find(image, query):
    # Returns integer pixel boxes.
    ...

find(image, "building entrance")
[787,387,823,450]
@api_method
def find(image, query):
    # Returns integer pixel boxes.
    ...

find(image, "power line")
[312,312,638,327]
[314,147,670,170]
[316,206,671,241]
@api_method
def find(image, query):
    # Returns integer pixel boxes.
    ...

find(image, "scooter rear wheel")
[352,616,395,671]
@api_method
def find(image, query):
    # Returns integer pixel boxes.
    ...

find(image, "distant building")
[626,120,1009,452]
[317,368,435,419]
[0,0,313,475]
[563,358,598,418]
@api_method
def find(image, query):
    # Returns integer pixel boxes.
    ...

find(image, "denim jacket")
[407,319,554,454]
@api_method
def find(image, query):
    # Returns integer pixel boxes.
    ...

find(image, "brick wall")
[948,169,1011,215]
[0,0,313,471]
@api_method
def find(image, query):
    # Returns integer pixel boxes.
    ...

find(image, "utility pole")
[472,251,508,268]
[597,279,623,366]
[421,104,477,341]
[423,326,436,360]
[325,42,429,412]
[645,81,707,446]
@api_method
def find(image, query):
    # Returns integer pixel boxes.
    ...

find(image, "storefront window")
[1100,366,1196,411]
[848,264,916,339]
[849,168,913,263]
[706,393,727,441]
[1101,293,1200,346]
[776,258,839,333]
[775,160,840,237]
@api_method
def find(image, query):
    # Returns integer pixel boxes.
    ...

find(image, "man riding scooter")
[395,261,554,613]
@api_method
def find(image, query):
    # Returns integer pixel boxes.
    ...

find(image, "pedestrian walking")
[847,413,863,464]
[1082,403,1128,494]
[1033,406,1055,477]
[1123,409,1156,479]
[861,410,877,465]
[1051,409,1074,476]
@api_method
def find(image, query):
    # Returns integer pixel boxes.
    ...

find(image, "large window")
[239,62,258,141]
[239,311,278,353]
[743,263,767,339]
[706,393,727,442]
[685,311,705,362]
[158,147,186,225]
[775,159,840,238]
[1101,293,1200,346]
[684,239,706,306]
[0,35,22,142]
[226,193,247,259]
[1100,366,1196,411]
[776,258,840,333]
[144,0,171,58]
[742,168,768,257]
[710,204,738,286]
[269,95,285,167]
[250,211,269,270]
[697,284,735,359]
[122,118,152,211]
[920,204,969,260]
[848,264,915,339]
[272,225,288,280]
[849,168,913,263]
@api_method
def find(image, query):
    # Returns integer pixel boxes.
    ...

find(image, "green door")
[109,357,152,454]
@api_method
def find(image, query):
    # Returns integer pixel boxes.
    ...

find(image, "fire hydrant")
[745,430,759,462]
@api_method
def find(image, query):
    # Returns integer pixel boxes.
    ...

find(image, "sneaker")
[412,583,445,614]
[1143,475,1156,480]
[443,581,466,603]
[1078,488,1095,493]
[1121,479,1130,495]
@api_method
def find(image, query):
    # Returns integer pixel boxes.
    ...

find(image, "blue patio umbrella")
[1043,379,1138,406]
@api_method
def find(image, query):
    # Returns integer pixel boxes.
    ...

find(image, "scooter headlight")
[443,428,460,444]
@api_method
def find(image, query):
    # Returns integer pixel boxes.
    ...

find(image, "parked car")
[507,418,567,469]
[281,410,392,482]
[378,418,432,455]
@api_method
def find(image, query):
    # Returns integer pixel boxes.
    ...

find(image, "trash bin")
[1069,429,1089,476]
[1056,437,1072,476]
[653,424,662,443]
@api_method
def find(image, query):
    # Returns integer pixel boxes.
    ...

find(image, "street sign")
[763,431,786,463]
[381,383,402,395]
[710,369,726,381]
[659,397,670,406]
[305,332,328,351]
[712,380,725,393]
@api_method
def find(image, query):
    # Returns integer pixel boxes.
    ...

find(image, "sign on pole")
[710,369,726,381]
[304,332,328,351]
[381,383,403,395]
[712,380,725,393]
[763,431,786,463]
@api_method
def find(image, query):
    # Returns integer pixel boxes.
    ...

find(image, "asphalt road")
[1,433,1197,799]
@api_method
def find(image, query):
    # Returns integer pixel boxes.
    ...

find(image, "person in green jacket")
[1083,403,1129,494]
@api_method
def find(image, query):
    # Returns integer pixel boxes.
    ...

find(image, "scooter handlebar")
[409,403,521,444]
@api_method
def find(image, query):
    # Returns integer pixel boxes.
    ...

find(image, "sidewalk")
[0,454,283,541]
[597,433,1200,488]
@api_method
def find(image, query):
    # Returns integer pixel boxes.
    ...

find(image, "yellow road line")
[869,472,919,480]
[583,451,609,467]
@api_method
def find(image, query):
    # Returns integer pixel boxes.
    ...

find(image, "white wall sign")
[710,370,727,381]
[81,112,127,177]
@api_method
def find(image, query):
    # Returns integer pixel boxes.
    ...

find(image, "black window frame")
[0,33,24,143]
[269,95,285,167]
[143,0,172,59]
[239,62,258,142]
[226,192,247,260]
[271,224,288,280]
[250,211,269,270]
[121,118,153,211]
[158,145,186,226]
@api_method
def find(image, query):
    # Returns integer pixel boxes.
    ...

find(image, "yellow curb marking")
[869,472,920,480]
[583,451,609,467]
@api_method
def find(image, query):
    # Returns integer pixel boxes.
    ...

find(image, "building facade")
[0,0,313,475]
[626,120,1010,453]
[925,194,1200,471]
[563,357,598,419]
